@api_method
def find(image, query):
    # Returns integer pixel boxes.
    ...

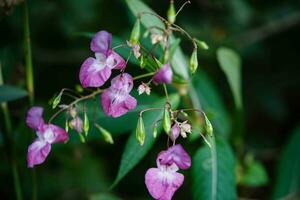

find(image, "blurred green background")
[1,0,300,199]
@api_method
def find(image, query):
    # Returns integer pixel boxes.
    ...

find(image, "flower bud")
[130,19,141,44]
[136,116,146,145]
[190,48,198,73]
[162,104,171,135]
[137,83,151,95]
[65,119,69,132]
[170,123,180,141]
[167,1,176,24]
[69,116,83,133]
[195,39,209,50]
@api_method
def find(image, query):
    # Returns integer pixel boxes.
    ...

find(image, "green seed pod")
[140,55,146,68]
[95,124,114,144]
[190,48,198,73]
[136,116,146,145]
[52,92,62,109]
[167,1,176,24]
[162,105,171,135]
[153,124,158,138]
[130,19,141,44]
[195,39,209,50]
[204,113,213,136]
[83,112,89,136]
[78,133,86,143]
[65,120,69,132]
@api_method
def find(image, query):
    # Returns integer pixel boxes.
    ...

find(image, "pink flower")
[101,73,137,118]
[153,63,173,85]
[79,30,126,88]
[145,144,191,200]
[69,116,83,133]
[26,107,69,168]
[170,124,180,142]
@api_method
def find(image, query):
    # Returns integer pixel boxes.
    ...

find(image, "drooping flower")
[145,144,191,200]
[26,107,69,168]
[101,73,137,118]
[153,63,173,85]
[179,121,192,138]
[127,41,141,59]
[79,30,126,88]
[137,82,151,95]
[69,116,83,133]
[170,123,180,142]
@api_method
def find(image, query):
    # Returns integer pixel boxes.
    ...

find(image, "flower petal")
[26,106,44,131]
[27,139,51,168]
[107,50,126,70]
[110,73,134,92]
[157,144,191,170]
[153,63,173,85]
[48,124,69,143]
[101,91,137,118]
[79,57,112,88]
[145,167,184,200]
[170,124,180,142]
[90,30,112,54]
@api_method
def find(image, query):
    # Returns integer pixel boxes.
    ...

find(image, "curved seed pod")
[136,116,146,145]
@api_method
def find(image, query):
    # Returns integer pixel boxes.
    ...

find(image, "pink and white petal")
[90,30,112,54]
[79,57,111,88]
[26,106,44,131]
[145,168,167,199]
[27,140,51,168]
[48,124,69,143]
[159,172,184,200]
[100,90,111,116]
[110,73,134,92]
[157,144,191,170]
[107,50,126,70]
[124,95,137,111]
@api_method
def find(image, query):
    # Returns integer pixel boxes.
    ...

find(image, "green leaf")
[192,71,231,138]
[0,85,27,103]
[240,160,268,187]
[125,0,189,80]
[111,94,180,188]
[217,47,242,109]
[169,38,181,60]
[192,136,237,200]
[272,125,300,199]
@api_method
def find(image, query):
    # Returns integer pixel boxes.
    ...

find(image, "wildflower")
[69,116,83,133]
[127,41,141,59]
[79,30,126,88]
[170,123,180,142]
[180,121,192,138]
[101,73,137,118]
[145,144,191,200]
[137,82,151,95]
[26,107,68,168]
[153,63,173,85]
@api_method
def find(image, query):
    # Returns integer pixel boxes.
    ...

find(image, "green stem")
[0,64,23,200]
[132,72,155,81]
[24,2,37,200]
[24,1,34,106]
[163,84,170,102]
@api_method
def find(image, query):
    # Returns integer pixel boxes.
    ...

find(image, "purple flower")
[69,116,83,133]
[170,124,180,142]
[153,63,173,85]
[79,30,126,88]
[145,144,191,200]
[26,107,69,168]
[101,73,137,118]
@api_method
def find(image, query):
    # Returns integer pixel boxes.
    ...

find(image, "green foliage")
[217,47,242,109]
[125,0,189,81]
[192,137,237,200]
[272,125,300,199]
[192,71,231,138]
[111,94,180,188]
[0,85,27,103]
[239,160,268,187]
[90,193,121,200]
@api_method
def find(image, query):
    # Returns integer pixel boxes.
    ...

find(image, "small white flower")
[151,32,164,44]
[137,82,151,95]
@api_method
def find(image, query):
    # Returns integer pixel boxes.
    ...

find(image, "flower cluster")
[145,144,191,200]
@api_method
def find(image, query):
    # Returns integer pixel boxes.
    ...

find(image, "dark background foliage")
[1,0,300,199]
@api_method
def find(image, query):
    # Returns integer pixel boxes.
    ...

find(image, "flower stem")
[133,72,155,81]
[163,84,170,102]
[48,89,103,123]
[0,64,23,200]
